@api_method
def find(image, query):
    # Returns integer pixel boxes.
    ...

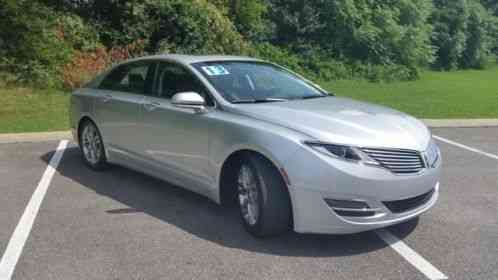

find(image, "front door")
[138,62,216,194]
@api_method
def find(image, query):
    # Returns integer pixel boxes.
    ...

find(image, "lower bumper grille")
[383,188,435,214]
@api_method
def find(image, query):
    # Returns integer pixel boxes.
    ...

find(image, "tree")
[267,0,434,75]
[431,0,470,70]
[459,0,494,68]
[0,0,73,87]
[229,0,270,41]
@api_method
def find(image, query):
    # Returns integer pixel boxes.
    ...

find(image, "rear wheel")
[237,154,292,237]
[79,120,108,170]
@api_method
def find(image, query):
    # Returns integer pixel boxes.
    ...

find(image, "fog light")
[325,199,369,209]
[324,198,377,217]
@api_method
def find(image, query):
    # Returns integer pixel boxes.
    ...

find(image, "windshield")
[192,61,326,103]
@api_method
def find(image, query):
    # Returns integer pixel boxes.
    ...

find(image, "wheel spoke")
[237,165,259,226]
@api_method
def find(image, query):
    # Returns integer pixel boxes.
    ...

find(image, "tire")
[79,120,108,171]
[237,154,292,237]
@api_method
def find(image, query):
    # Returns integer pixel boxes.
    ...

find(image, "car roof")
[128,54,263,65]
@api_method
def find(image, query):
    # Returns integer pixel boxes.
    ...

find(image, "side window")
[99,61,155,95]
[155,62,214,106]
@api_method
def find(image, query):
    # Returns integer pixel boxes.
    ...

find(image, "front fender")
[206,111,307,202]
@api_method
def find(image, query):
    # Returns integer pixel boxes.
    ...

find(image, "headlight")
[304,141,380,166]
[424,138,441,168]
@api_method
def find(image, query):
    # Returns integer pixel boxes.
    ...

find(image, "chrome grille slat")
[389,166,424,170]
[361,147,425,174]
[370,157,420,162]
[364,154,420,159]
[383,164,424,167]
[361,149,417,155]
[379,160,422,164]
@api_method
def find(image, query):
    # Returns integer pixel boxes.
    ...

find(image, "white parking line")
[376,229,448,280]
[433,135,498,160]
[0,140,68,280]
[376,133,498,280]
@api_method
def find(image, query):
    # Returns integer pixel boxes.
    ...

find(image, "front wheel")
[79,120,108,170]
[237,154,292,237]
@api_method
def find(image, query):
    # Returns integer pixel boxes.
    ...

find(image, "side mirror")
[171,92,207,113]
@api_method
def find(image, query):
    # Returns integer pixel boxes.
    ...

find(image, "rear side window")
[99,61,155,95]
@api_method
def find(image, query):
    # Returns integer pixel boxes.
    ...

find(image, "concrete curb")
[422,119,498,128]
[0,119,497,144]
[0,131,72,144]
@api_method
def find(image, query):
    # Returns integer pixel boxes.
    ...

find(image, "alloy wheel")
[81,123,102,165]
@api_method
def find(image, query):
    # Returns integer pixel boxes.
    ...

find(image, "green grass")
[321,65,498,119]
[0,87,70,133]
[0,66,497,133]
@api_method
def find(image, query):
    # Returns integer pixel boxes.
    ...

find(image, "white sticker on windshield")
[202,65,230,76]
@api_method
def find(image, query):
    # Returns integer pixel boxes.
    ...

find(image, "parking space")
[0,127,497,279]
[0,142,59,258]
[388,128,498,279]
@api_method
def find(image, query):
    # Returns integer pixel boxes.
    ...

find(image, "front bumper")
[284,146,441,234]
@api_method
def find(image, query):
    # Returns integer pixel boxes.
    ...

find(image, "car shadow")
[41,146,419,257]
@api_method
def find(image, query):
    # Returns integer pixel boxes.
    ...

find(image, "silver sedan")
[70,55,441,237]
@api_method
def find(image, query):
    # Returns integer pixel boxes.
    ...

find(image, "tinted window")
[155,62,213,106]
[99,61,155,95]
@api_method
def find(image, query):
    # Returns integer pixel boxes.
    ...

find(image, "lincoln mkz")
[70,55,441,237]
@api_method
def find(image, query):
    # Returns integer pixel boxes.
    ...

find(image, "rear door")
[94,60,156,155]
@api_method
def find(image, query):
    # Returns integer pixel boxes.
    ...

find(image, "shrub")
[268,0,434,72]
[0,1,73,88]
[459,0,494,69]
[149,0,249,55]
[56,14,101,52]
[62,40,146,89]
[252,44,416,83]
[251,43,304,74]
[431,0,467,70]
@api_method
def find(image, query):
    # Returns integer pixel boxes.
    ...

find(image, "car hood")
[229,96,431,151]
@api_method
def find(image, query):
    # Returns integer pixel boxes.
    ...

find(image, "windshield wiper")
[300,95,329,100]
[231,98,288,104]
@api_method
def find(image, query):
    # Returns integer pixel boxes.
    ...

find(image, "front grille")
[361,147,425,174]
[383,188,435,213]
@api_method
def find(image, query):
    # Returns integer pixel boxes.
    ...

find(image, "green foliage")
[431,0,470,70]
[148,0,249,55]
[0,0,73,88]
[253,44,417,83]
[460,1,494,69]
[57,14,101,52]
[44,0,248,55]
[482,0,498,15]
[229,0,270,41]
[326,0,434,66]
[431,0,496,70]
[2,0,498,89]
[489,13,498,58]
[252,43,305,74]
[266,0,434,79]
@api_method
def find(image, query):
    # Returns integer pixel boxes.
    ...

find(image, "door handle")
[144,101,161,111]
[101,94,113,103]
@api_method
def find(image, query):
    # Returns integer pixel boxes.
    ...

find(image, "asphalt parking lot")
[0,127,496,280]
